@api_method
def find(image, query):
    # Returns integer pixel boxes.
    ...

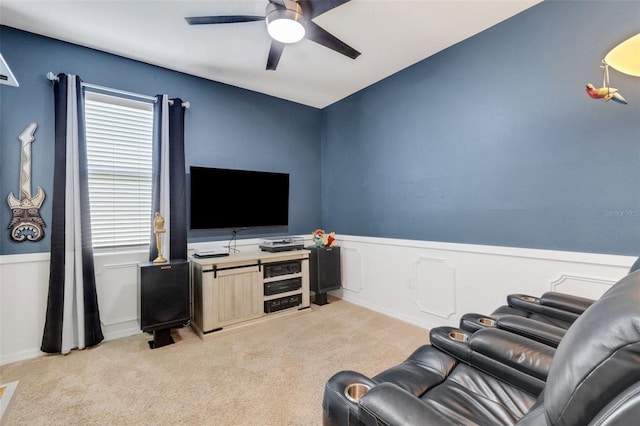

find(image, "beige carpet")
[0,298,429,426]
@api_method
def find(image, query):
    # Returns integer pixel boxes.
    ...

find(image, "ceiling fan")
[185,0,361,71]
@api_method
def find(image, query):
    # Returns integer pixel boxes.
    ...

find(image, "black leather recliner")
[461,257,640,342]
[461,288,595,331]
[458,291,595,347]
[323,269,640,425]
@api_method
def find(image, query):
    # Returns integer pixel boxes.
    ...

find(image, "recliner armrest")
[469,328,555,395]
[459,312,496,333]
[429,327,472,362]
[432,326,555,380]
[539,291,594,314]
[470,328,555,382]
[460,312,566,348]
[322,370,378,426]
[496,315,566,348]
[507,293,581,324]
[431,326,554,395]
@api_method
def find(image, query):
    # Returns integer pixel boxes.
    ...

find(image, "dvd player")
[259,236,304,252]
[193,252,229,258]
[193,247,229,258]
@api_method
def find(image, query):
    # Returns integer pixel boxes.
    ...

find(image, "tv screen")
[189,166,289,230]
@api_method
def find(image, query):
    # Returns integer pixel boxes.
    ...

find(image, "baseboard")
[0,348,43,366]
[102,324,143,342]
[338,293,439,331]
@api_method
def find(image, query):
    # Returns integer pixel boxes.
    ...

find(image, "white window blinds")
[84,91,154,249]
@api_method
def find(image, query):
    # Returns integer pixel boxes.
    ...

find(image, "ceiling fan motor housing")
[266,0,306,44]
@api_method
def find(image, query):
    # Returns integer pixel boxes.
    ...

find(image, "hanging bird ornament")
[585,60,628,105]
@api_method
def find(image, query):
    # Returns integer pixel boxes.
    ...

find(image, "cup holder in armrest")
[344,383,371,403]
[431,327,473,362]
[508,294,545,314]
[478,317,496,327]
[449,330,470,342]
[459,313,496,333]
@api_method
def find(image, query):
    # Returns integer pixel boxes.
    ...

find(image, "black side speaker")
[138,260,190,333]
[309,246,341,305]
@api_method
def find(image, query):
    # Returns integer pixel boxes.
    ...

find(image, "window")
[84,91,154,249]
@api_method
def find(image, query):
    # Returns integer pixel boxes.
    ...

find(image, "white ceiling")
[0,0,542,108]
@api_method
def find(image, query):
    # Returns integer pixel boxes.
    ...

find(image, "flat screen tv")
[189,166,289,230]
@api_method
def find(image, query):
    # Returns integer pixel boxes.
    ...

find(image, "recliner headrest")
[544,270,640,425]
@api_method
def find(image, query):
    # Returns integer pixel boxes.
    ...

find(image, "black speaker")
[308,246,341,305]
[138,260,190,347]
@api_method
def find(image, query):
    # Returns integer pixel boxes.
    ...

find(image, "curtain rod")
[46,72,190,108]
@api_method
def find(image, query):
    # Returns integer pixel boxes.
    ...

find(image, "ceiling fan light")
[268,18,305,43]
[266,2,305,44]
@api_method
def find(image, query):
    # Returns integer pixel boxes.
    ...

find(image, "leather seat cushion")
[418,364,537,425]
[373,345,457,397]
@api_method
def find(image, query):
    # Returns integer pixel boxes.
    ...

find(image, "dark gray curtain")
[149,95,187,261]
[41,73,104,354]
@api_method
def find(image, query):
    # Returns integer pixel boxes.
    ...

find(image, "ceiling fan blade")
[266,40,286,70]
[185,16,264,25]
[304,21,360,59]
[299,0,352,19]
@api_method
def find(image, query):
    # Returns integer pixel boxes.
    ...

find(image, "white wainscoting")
[93,251,150,340]
[1,236,636,365]
[0,250,149,366]
[330,235,635,331]
[0,253,50,366]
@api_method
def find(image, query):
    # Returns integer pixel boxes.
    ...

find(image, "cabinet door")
[211,266,262,328]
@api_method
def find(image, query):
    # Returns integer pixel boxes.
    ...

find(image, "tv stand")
[190,250,310,338]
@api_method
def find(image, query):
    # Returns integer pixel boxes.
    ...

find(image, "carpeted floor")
[0,298,429,425]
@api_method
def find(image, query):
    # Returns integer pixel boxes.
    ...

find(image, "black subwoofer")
[138,260,190,348]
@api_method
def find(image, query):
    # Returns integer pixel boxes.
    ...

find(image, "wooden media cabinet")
[190,250,310,338]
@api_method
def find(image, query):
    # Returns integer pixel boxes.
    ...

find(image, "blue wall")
[0,26,322,255]
[2,1,639,257]
[321,0,640,255]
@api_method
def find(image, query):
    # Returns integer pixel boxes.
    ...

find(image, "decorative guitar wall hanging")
[7,122,46,242]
